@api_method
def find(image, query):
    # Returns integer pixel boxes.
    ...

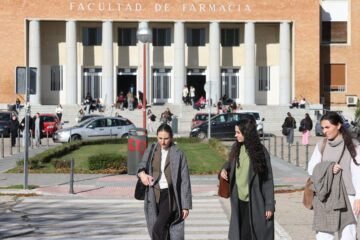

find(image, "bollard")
[47,131,49,147]
[17,129,21,153]
[69,158,75,194]
[295,141,299,166]
[288,143,291,163]
[267,135,271,154]
[281,137,284,160]
[9,133,13,155]
[1,134,4,158]
[274,136,277,157]
[305,144,309,170]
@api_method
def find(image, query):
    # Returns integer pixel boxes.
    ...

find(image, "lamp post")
[137,22,152,130]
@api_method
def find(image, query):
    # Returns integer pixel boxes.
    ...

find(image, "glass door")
[221,69,239,99]
[152,68,171,103]
[83,68,102,100]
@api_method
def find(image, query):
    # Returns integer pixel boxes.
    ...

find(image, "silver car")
[53,116,135,143]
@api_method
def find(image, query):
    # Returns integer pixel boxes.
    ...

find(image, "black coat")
[9,119,19,136]
[222,143,275,240]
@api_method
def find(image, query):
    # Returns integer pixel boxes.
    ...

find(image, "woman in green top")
[220,119,275,240]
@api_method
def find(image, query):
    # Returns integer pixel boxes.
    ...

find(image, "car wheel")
[197,131,207,139]
[70,134,81,142]
[121,133,129,138]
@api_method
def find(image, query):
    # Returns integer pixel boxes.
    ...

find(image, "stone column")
[29,20,41,104]
[279,22,291,105]
[173,21,185,104]
[102,21,114,106]
[66,20,77,104]
[244,22,256,105]
[209,21,220,103]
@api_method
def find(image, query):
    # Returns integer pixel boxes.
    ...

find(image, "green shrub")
[52,159,71,169]
[88,153,126,170]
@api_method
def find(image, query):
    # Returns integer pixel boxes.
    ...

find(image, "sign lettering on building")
[69,1,251,13]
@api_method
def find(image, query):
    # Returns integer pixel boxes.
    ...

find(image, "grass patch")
[8,138,227,174]
[0,185,38,189]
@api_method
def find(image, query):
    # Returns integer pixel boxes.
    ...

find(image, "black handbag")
[134,143,156,200]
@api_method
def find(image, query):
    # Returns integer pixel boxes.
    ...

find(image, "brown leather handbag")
[218,170,230,198]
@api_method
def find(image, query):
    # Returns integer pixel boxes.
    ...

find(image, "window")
[322,21,347,43]
[51,66,63,91]
[258,66,270,91]
[324,64,346,92]
[221,28,239,47]
[187,28,205,46]
[118,28,137,46]
[153,68,171,101]
[153,28,171,46]
[82,27,102,46]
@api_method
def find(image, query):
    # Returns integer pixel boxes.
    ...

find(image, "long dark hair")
[229,119,268,177]
[321,111,359,166]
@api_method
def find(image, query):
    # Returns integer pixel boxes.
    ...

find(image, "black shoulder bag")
[134,143,156,200]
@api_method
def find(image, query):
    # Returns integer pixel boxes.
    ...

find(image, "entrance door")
[153,68,171,103]
[221,69,239,100]
[187,68,206,102]
[83,68,102,100]
[117,68,137,97]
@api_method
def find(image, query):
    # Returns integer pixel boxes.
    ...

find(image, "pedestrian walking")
[147,109,156,133]
[282,112,296,146]
[137,124,192,240]
[189,86,195,106]
[220,118,275,240]
[55,104,63,122]
[307,111,360,240]
[34,113,42,147]
[300,113,313,145]
[9,114,19,147]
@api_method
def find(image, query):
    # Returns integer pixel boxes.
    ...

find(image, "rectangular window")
[324,64,346,92]
[82,27,102,46]
[118,28,137,46]
[221,69,239,99]
[322,21,347,43]
[50,66,63,91]
[152,69,171,101]
[258,66,270,91]
[221,28,240,47]
[187,28,205,46]
[152,28,171,46]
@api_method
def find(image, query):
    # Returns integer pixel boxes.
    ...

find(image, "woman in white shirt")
[137,124,192,240]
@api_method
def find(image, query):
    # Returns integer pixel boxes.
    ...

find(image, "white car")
[53,116,136,143]
[236,110,265,136]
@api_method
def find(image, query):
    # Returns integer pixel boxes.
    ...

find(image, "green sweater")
[236,146,250,201]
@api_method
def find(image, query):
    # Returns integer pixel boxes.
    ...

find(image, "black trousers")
[238,199,251,239]
[152,189,174,240]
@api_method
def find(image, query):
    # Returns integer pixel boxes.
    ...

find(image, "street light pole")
[137,22,152,131]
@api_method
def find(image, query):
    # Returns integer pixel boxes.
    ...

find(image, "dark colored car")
[190,112,256,139]
[0,110,16,137]
[191,113,216,129]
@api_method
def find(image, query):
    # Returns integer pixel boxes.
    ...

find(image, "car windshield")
[76,117,97,127]
[0,113,10,121]
[251,112,260,120]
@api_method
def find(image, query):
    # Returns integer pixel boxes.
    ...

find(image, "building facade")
[0,0,355,107]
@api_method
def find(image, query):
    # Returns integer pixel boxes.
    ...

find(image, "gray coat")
[137,143,192,240]
[223,143,275,240]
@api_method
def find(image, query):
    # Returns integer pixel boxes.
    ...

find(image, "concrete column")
[209,21,220,103]
[173,21,185,104]
[279,22,291,105]
[66,20,77,104]
[244,22,256,105]
[102,21,114,106]
[29,20,41,104]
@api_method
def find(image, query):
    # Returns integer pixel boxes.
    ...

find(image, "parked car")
[53,116,135,143]
[236,110,265,136]
[0,110,16,137]
[39,114,61,137]
[190,112,256,139]
[191,113,216,129]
